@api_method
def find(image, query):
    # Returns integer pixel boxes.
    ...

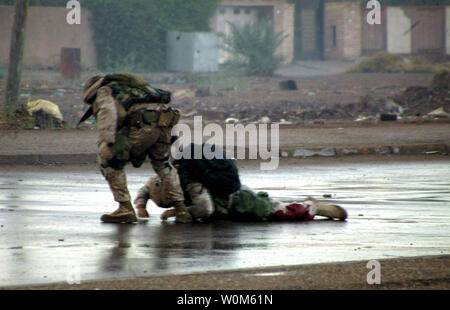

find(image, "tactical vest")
[87,74,180,169]
[81,73,177,127]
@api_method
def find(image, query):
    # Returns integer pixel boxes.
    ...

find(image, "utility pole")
[5,0,29,115]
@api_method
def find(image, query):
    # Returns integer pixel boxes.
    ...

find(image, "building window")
[234,8,240,15]
[332,26,337,48]
[245,8,251,14]
[219,7,226,14]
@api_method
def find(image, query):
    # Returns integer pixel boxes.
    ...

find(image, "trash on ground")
[425,151,439,155]
[279,80,297,90]
[427,107,450,118]
[172,89,195,101]
[195,87,217,97]
[26,99,63,122]
[380,114,398,121]
[225,117,239,124]
[317,148,336,157]
[24,99,64,129]
[259,116,271,124]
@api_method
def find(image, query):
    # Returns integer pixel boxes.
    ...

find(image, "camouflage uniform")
[134,177,214,220]
[137,178,348,222]
[82,74,192,223]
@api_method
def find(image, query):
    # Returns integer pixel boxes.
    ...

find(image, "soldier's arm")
[134,180,151,208]
[93,86,118,146]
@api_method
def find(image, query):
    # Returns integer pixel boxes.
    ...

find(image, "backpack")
[228,188,273,221]
[173,143,241,201]
[79,73,171,124]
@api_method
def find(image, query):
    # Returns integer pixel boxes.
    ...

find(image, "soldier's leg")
[148,137,192,223]
[128,125,160,217]
[128,124,191,222]
[99,164,137,223]
[161,183,214,221]
[185,183,214,219]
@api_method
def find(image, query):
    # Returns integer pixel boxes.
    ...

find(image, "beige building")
[1,1,449,71]
[316,0,450,60]
[0,5,96,69]
[212,0,450,62]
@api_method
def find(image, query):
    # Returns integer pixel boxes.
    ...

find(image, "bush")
[221,20,287,76]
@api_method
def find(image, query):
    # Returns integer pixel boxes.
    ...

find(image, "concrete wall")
[211,0,295,64]
[166,32,195,72]
[0,6,97,69]
[276,0,295,63]
[192,33,219,72]
[324,2,362,60]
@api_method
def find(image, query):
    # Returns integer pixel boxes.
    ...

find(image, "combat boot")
[305,197,347,221]
[101,201,138,223]
[173,202,193,223]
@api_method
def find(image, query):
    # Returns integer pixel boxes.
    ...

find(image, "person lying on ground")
[134,143,347,222]
[135,176,347,222]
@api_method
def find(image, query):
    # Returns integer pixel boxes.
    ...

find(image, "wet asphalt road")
[0,157,449,287]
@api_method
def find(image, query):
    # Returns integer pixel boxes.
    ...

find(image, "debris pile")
[347,52,450,74]
[392,70,450,117]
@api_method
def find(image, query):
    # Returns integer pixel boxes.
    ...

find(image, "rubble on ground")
[392,71,450,117]
[1,71,448,128]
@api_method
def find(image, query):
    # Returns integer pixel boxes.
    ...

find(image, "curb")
[0,143,448,165]
[282,143,450,158]
[0,153,97,165]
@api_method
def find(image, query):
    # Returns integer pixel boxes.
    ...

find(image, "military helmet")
[82,75,104,104]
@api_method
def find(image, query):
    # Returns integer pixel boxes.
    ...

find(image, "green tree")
[222,20,287,76]
[86,0,218,72]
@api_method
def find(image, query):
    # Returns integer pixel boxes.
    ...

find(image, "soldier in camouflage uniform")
[136,175,348,222]
[80,74,192,223]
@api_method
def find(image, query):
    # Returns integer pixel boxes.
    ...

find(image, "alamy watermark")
[366,0,381,25]
[66,0,81,25]
[66,261,81,285]
[171,116,280,171]
[366,260,381,285]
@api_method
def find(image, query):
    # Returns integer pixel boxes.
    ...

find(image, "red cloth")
[272,203,315,221]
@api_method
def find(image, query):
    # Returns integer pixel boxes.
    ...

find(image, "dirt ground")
[1,122,449,157]
[8,255,449,290]
[1,71,447,128]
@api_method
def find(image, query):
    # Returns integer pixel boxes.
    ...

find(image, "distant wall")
[324,2,362,60]
[0,6,97,69]
[386,7,412,54]
[166,32,219,72]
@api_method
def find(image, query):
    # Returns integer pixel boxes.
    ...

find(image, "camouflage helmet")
[82,75,104,104]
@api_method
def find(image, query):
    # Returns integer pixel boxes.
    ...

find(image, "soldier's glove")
[99,141,114,162]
